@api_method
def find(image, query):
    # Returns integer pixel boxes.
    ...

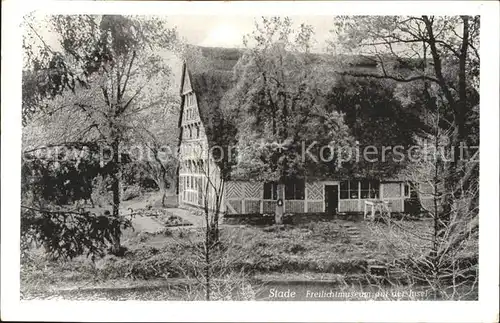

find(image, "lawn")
[20,217,477,300]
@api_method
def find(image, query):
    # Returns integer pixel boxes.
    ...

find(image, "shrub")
[287,243,306,255]
[122,185,142,201]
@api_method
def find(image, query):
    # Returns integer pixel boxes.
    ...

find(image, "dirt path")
[165,208,205,227]
[121,193,212,231]
[121,196,164,233]
[130,216,164,233]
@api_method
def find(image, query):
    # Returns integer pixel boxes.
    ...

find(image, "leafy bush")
[287,243,307,254]
[21,207,133,260]
[122,185,142,201]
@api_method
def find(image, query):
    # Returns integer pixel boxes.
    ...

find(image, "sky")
[166,15,336,51]
[27,14,338,89]
[30,14,337,52]
[159,15,337,88]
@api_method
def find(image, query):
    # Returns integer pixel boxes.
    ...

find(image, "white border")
[2,1,499,322]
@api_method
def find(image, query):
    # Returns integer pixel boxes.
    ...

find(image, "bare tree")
[22,15,177,254]
[331,17,479,298]
[178,226,259,301]
[176,139,262,301]
[332,16,480,238]
[187,142,225,300]
[362,106,478,300]
[133,109,179,207]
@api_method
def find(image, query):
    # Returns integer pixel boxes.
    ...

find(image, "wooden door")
[325,185,339,215]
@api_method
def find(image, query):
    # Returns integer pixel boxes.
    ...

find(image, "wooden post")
[304,183,308,213]
[275,184,284,225]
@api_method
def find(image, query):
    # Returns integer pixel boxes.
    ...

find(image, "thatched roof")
[178,46,419,181]
[179,46,243,154]
[178,46,392,147]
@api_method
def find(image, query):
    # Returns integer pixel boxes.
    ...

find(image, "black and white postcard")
[1,1,499,322]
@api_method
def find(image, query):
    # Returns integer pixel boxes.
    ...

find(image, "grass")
[20,217,477,300]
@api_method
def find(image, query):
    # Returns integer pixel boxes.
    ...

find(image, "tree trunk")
[157,178,167,207]
[161,189,167,207]
[423,15,470,240]
[110,138,122,254]
[275,183,284,225]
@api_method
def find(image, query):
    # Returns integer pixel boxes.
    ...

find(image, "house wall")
[178,69,223,212]
[222,180,408,215]
[325,181,405,213]
[381,182,404,212]
[305,182,323,213]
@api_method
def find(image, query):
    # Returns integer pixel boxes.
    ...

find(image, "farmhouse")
[177,46,423,216]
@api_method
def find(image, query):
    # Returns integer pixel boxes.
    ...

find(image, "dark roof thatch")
[178,46,420,181]
[179,47,243,154]
[179,46,389,147]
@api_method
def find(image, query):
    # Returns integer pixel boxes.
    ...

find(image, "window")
[340,180,360,199]
[404,183,411,198]
[340,181,349,199]
[350,181,359,199]
[264,182,278,200]
[196,124,200,138]
[186,93,196,107]
[360,180,380,199]
[360,180,369,199]
[187,176,190,189]
[285,180,305,200]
